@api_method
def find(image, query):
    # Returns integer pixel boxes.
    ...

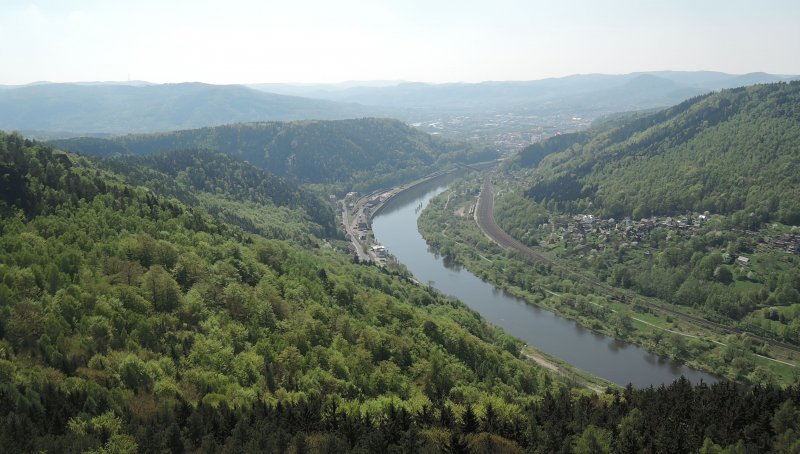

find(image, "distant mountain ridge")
[3,72,796,141]
[250,71,798,112]
[0,82,382,135]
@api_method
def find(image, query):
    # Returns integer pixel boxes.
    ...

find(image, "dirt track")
[521,349,607,393]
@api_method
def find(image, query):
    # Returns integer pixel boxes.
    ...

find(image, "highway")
[475,176,800,358]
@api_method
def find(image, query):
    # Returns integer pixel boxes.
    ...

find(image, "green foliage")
[495,192,549,245]
[101,148,337,237]
[491,84,800,350]
[574,425,612,454]
[513,130,591,168]
[772,400,800,453]
[420,174,800,382]
[517,82,800,224]
[0,131,541,451]
[2,130,798,452]
[51,118,498,193]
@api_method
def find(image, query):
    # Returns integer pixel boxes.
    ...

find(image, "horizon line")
[3,70,799,88]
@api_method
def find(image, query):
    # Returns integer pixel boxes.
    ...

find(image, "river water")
[371,177,717,388]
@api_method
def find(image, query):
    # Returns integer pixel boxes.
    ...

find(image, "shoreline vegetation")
[417,173,799,387]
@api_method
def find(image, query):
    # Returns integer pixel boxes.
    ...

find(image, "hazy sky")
[2,0,798,85]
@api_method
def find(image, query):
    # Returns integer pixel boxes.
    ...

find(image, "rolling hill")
[51,118,497,191]
[2,130,798,452]
[0,131,550,451]
[513,81,800,224]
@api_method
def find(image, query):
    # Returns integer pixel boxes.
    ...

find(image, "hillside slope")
[0,131,546,451]
[490,83,800,355]
[100,148,337,238]
[516,82,800,224]
[52,118,496,191]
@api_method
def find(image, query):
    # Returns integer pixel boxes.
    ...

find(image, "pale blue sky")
[1,0,798,84]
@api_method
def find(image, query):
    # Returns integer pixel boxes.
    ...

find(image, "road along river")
[371,176,717,388]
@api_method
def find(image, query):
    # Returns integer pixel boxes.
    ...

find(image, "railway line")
[475,176,800,358]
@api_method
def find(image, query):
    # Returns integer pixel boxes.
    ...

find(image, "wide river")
[372,176,717,388]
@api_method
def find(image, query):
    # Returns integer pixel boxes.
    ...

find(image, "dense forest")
[50,118,498,193]
[0,131,544,451]
[4,130,800,452]
[99,149,337,238]
[510,82,800,225]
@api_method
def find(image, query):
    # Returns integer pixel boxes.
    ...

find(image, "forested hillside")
[5,131,800,451]
[0,131,545,451]
[100,149,337,238]
[515,82,800,224]
[51,118,497,192]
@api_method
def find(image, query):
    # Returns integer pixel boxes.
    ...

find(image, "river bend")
[371,177,717,388]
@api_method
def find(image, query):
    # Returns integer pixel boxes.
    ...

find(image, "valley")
[370,175,716,388]
[418,173,800,386]
[416,83,800,388]
[4,1,800,450]
[2,75,800,452]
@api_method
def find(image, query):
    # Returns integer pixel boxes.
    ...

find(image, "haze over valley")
[3,70,797,148]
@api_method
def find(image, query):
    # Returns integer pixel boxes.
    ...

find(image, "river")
[371,176,717,388]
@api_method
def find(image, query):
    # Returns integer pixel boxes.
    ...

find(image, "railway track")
[475,177,800,357]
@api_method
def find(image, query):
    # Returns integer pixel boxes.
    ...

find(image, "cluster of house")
[549,213,708,245]
[544,212,800,262]
[761,233,800,254]
[340,190,393,262]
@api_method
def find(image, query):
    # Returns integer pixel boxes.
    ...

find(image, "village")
[544,212,800,258]
[337,181,439,266]
[762,232,800,255]
[547,213,708,246]
[336,190,391,265]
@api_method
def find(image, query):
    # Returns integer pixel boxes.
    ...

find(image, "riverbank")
[339,162,501,265]
[339,169,456,265]
[417,175,798,386]
[374,175,717,387]
[348,171,619,392]
[520,345,613,394]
